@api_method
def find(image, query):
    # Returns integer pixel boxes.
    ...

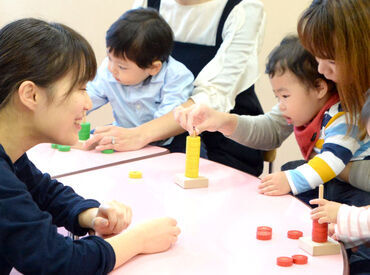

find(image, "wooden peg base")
[299,236,341,256]
[175,174,209,189]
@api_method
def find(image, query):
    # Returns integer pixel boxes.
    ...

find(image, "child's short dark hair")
[106,8,173,69]
[265,35,333,90]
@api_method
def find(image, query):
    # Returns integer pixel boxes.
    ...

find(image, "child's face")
[34,73,92,145]
[270,71,323,127]
[315,58,338,83]
[107,51,151,86]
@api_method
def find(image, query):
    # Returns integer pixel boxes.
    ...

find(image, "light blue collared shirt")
[87,56,194,129]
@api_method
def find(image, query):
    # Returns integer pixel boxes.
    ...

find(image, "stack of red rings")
[276,256,293,267]
[256,226,272,240]
[287,230,303,239]
[312,219,328,243]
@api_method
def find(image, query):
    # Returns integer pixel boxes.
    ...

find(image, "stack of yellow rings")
[185,136,200,178]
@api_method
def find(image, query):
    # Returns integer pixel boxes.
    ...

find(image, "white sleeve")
[335,204,370,248]
[191,0,266,112]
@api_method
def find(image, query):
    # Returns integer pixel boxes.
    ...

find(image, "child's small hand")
[92,200,132,236]
[309,198,342,224]
[258,172,291,195]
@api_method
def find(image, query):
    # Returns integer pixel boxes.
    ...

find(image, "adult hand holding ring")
[111,136,115,145]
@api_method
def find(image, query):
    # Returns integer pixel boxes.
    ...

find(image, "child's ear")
[314,78,330,99]
[17,81,40,111]
[148,60,162,76]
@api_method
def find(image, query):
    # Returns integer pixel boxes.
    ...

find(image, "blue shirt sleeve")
[85,56,194,128]
[153,57,194,118]
[87,59,110,114]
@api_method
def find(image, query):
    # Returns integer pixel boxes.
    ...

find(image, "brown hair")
[298,0,370,137]
[0,18,97,109]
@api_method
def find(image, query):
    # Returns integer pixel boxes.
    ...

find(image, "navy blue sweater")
[0,145,115,274]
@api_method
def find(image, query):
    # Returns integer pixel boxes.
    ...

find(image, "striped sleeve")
[287,111,364,194]
[335,204,370,248]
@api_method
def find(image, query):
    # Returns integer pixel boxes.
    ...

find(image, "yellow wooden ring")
[129,171,142,179]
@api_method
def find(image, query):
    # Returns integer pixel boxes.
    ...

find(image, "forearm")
[228,104,292,150]
[106,229,142,269]
[217,113,239,136]
[138,99,194,144]
[78,208,142,269]
[288,153,347,195]
[24,162,100,233]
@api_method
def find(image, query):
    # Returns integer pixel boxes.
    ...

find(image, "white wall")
[257,0,311,174]
[0,0,131,128]
[0,0,312,174]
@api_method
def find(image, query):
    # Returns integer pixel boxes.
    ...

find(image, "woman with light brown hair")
[298,0,369,137]
[298,1,369,273]
[298,0,370,192]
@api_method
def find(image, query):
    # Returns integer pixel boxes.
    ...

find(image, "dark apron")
[148,0,263,176]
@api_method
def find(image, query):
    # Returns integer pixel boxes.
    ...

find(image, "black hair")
[0,18,97,108]
[265,35,334,90]
[106,8,173,68]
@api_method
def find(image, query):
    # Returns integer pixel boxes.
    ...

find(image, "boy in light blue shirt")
[87,8,194,146]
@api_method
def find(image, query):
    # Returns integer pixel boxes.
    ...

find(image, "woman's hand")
[106,217,181,269]
[134,217,181,254]
[79,201,132,236]
[173,104,237,136]
[84,126,147,152]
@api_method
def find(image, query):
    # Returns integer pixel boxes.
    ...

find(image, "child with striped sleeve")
[175,35,370,207]
[256,36,369,205]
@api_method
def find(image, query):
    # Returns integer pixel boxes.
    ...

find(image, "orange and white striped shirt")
[335,204,370,248]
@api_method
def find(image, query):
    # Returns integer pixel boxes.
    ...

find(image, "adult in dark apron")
[148,0,264,176]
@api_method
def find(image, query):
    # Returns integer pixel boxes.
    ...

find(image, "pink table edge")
[26,143,169,179]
